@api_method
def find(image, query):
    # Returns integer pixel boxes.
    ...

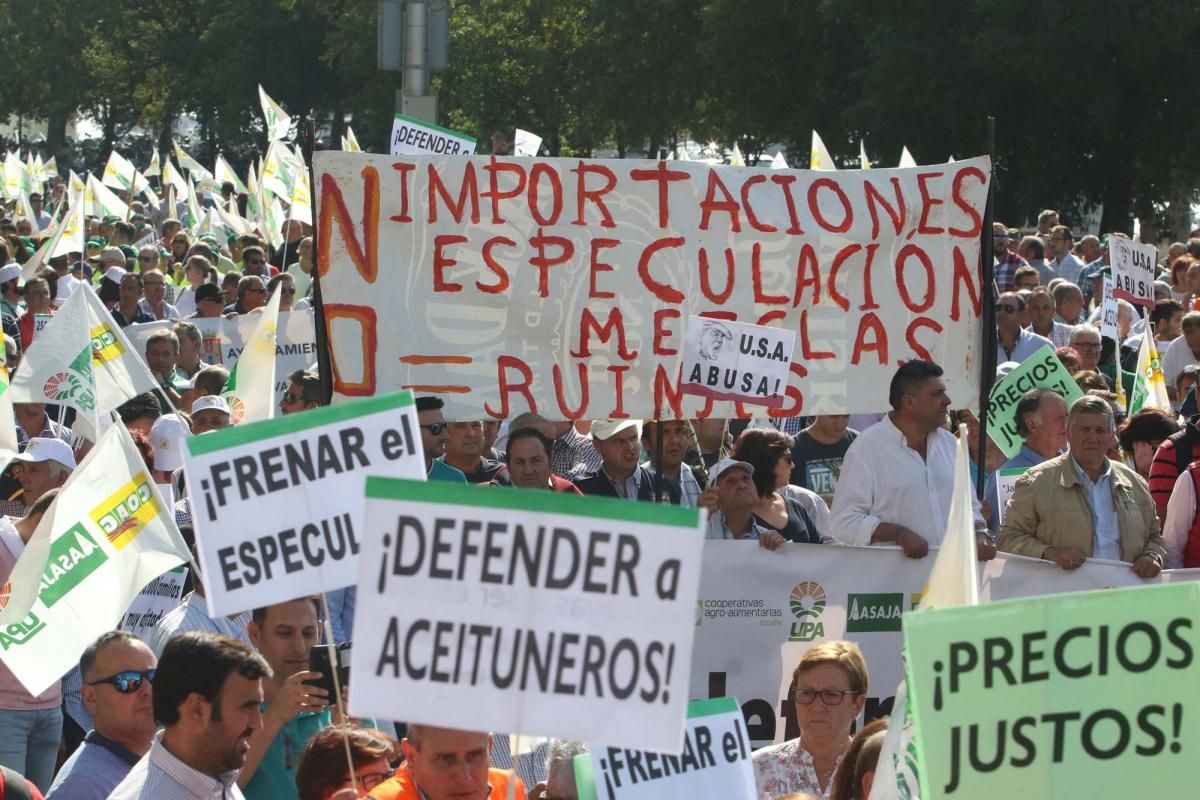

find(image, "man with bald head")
[996,291,1052,364]
[367,725,524,800]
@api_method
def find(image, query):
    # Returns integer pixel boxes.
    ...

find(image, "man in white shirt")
[1046,225,1086,285]
[830,360,994,559]
[1162,311,1200,392]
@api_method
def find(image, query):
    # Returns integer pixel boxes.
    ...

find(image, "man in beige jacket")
[998,394,1165,577]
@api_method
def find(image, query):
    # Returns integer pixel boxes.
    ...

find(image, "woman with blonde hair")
[753,641,869,799]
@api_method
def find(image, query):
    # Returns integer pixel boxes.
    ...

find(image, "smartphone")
[306,642,352,698]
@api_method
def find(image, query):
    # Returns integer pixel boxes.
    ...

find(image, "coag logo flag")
[0,423,190,695]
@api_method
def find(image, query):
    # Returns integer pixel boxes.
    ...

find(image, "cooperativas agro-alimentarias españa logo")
[788,581,826,642]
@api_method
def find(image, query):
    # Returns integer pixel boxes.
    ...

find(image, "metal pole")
[655,420,665,503]
[404,0,429,96]
[976,117,998,499]
[305,116,334,406]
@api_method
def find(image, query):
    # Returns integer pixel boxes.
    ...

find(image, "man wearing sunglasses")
[47,633,158,799]
[416,396,467,483]
[226,276,267,315]
[995,292,1053,365]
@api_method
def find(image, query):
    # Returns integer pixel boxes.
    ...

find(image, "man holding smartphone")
[238,597,330,800]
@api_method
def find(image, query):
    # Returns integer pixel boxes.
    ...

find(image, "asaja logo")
[846,593,903,632]
[38,522,109,608]
[89,324,124,364]
[788,581,826,642]
[92,476,159,551]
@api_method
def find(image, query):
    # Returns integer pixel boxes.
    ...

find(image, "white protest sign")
[1100,277,1118,340]
[121,565,187,641]
[182,391,425,616]
[980,552,1200,601]
[514,128,543,157]
[352,479,705,753]
[1109,237,1157,308]
[127,308,316,403]
[681,316,797,408]
[583,696,755,800]
[994,466,1027,525]
[390,114,477,157]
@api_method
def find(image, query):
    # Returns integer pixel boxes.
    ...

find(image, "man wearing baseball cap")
[191,396,232,434]
[572,419,681,503]
[12,437,76,512]
[705,459,783,548]
[0,262,22,321]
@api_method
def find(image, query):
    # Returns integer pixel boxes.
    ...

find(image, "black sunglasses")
[995,303,1018,313]
[420,422,447,435]
[87,669,155,693]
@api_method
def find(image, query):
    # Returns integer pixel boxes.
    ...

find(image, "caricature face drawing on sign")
[699,321,734,361]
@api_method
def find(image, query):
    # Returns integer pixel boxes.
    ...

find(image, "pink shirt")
[0,517,62,710]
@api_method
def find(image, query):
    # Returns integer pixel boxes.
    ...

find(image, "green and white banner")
[182,391,425,616]
[352,479,704,753]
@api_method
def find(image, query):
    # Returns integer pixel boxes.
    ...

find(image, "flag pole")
[305,116,334,406]
[318,591,357,789]
[976,117,997,499]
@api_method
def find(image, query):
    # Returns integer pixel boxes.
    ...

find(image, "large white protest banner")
[690,543,931,746]
[352,479,705,753]
[182,391,425,616]
[1109,236,1158,308]
[681,316,796,408]
[127,308,317,403]
[390,114,477,156]
[581,696,756,800]
[0,424,190,694]
[981,552,1200,601]
[314,153,990,419]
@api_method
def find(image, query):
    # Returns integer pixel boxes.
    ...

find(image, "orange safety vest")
[368,767,525,800]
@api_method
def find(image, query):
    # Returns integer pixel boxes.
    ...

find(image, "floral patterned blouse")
[752,738,843,800]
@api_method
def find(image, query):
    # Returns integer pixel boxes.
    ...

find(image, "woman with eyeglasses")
[296,725,400,800]
[753,641,869,800]
[730,428,825,545]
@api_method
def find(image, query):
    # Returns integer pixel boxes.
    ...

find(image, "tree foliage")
[1,0,1198,232]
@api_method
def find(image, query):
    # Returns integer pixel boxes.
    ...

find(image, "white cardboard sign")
[681,316,797,408]
[390,114,476,157]
[585,696,755,799]
[182,391,425,616]
[1109,237,1158,308]
[351,479,705,753]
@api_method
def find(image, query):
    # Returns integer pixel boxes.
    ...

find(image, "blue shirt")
[428,460,467,483]
[48,730,142,800]
[997,328,1055,365]
[984,446,1053,531]
[602,465,640,500]
[1070,457,1122,560]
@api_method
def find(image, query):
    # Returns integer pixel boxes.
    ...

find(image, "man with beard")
[108,632,270,799]
[641,419,706,507]
[992,222,1029,293]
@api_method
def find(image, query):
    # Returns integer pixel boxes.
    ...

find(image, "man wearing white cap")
[705,459,777,545]
[572,419,681,503]
[12,436,76,511]
[191,395,232,434]
[150,414,190,502]
[0,262,23,321]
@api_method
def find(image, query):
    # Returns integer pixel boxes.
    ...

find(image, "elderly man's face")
[1068,411,1113,466]
[1071,333,1102,370]
[700,327,730,358]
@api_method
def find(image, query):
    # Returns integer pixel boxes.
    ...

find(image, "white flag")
[869,429,979,800]
[173,139,212,180]
[729,142,746,167]
[214,153,247,193]
[160,157,187,196]
[0,348,18,456]
[10,284,161,424]
[1129,328,1172,414]
[85,173,129,219]
[810,130,837,170]
[860,140,872,169]
[102,150,135,190]
[289,171,312,226]
[47,197,84,261]
[221,287,281,424]
[899,146,917,168]
[0,423,191,695]
[144,147,160,178]
[3,152,28,200]
[259,84,293,141]
[769,151,788,170]
[344,126,362,152]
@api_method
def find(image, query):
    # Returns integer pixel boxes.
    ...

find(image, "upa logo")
[0,613,47,650]
[788,581,826,642]
[91,477,160,551]
[845,593,903,632]
[89,324,125,364]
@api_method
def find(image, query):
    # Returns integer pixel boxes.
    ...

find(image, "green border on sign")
[686,696,738,718]
[392,113,476,143]
[185,390,415,456]
[365,475,700,529]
